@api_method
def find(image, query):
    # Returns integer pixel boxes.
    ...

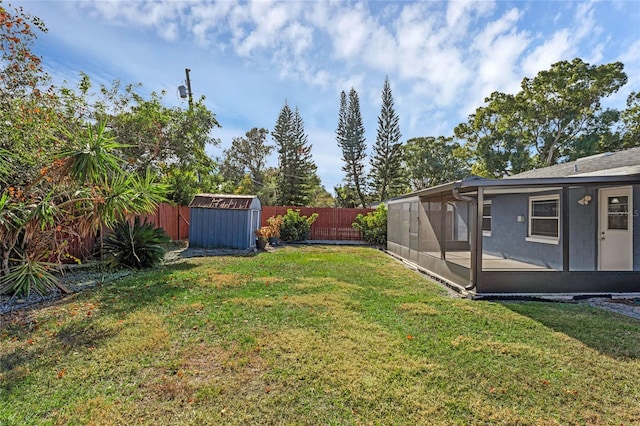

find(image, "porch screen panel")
[387,203,403,245]
[401,202,410,247]
[421,198,441,257]
[444,198,471,268]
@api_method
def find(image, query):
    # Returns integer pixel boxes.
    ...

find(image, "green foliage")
[621,91,640,148]
[272,103,317,206]
[455,58,628,176]
[103,217,170,269]
[337,89,368,207]
[404,136,471,189]
[58,122,129,183]
[370,77,405,202]
[0,251,59,297]
[220,127,273,194]
[334,184,359,208]
[352,204,387,246]
[279,209,318,242]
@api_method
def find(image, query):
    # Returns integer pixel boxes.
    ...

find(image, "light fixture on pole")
[178,68,193,109]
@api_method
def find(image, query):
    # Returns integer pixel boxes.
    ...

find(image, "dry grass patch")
[194,272,250,289]
[398,302,440,316]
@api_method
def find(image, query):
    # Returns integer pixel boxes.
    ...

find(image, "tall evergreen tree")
[337,88,368,207]
[272,101,316,206]
[370,76,405,201]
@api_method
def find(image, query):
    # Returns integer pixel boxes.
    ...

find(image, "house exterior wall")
[482,187,604,271]
[482,192,563,270]
[189,208,256,249]
[568,186,598,270]
[387,182,640,295]
[634,185,640,269]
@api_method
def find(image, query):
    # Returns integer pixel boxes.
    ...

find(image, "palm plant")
[0,122,168,296]
[103,217,170,268]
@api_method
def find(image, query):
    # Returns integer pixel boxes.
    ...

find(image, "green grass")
[1,246,639,425]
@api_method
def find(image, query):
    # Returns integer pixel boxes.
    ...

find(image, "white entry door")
[598,187,633,271]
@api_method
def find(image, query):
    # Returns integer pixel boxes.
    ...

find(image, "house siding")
[482,192,562,270]
[634,185,640,269]
[569,187,597,271]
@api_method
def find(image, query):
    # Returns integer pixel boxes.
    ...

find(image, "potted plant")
[266,215,283,246]
[255,226,272,250]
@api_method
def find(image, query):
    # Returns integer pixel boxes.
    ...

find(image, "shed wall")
[189,208,256,249]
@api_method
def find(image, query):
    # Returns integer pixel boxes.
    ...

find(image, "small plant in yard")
[352,204,387,246]
[279,209,318,242]
[266,215,284,238]
[102,217,170,268]
[254,226,273,241]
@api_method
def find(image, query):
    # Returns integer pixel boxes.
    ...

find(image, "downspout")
[452,185,477,291]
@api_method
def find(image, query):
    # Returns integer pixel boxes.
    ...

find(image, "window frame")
[526,194,560,245]
[482,200,492,237]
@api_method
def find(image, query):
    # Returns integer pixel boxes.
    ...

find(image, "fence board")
[261,206,373,241]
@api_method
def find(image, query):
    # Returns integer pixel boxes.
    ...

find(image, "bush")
[0,251,59,297]
[103,217,170,268]
[352,204,387,246]
[279,209,318,242]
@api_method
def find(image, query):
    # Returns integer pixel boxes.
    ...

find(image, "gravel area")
[583,297,640,320]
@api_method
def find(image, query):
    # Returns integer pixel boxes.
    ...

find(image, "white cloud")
[189,1,238,47]
[328,4,372,60]
[521,29,574,77]
[469,7,529,100]
[85,0,185,41]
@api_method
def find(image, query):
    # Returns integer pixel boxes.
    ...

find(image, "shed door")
[250,209,260,248]
[599,187,633,271]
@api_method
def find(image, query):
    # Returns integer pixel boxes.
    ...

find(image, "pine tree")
[272,102,317,206]
[370,76,405,201]
[336,88,368,207]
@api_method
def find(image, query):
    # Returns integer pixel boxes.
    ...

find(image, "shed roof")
[189,194,260,210]
[508,147,640,179]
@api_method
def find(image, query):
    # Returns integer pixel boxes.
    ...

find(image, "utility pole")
[185,68,193,109]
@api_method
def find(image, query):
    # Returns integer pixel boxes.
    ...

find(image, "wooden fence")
[261,206,374,241]
[138,203,190,241]
[67,204,373,260]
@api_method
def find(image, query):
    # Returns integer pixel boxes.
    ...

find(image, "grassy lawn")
[1,246,639,425]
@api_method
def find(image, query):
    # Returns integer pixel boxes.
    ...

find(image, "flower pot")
[256,239,268,250]
[268,237,279,246]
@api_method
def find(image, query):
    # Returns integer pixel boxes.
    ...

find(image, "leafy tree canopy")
[404,136,471,189]
[455,58,629,177]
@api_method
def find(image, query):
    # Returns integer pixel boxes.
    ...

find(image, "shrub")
[352,204,387,246]
[279,209,318,242]
[0,251,59,297]
[266,215,284,238]
[103,217,170,268]
[255,226,272,241]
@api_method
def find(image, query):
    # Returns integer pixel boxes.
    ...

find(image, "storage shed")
[189,194,262,249]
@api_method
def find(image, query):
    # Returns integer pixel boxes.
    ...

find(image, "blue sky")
[13,0,640,191]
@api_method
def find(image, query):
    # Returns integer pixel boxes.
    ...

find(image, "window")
[527,195,559,244]
[607,195,629,230]
[482,201,492,236]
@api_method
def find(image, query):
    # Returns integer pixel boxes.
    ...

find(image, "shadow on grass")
[0,262,201,394]
[90,261,199,318]
[501,301,640,360]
